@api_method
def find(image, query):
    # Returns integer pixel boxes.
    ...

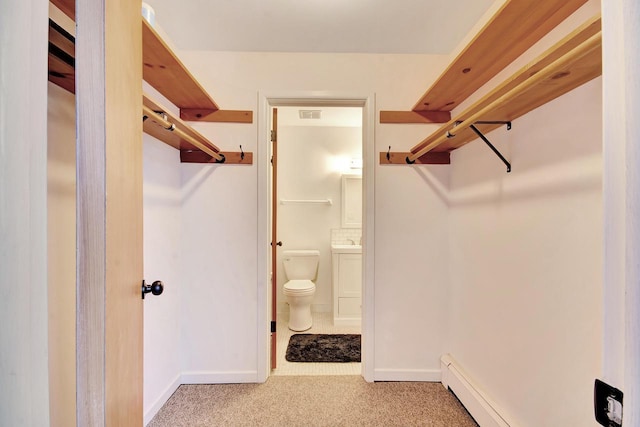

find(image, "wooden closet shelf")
[380,14,602,165]
[50,0,74,20]
[143,94,253,165]
[48,2,253,165]
[379,110,451,124]
[50,0,253,123]
[380,152,450,165]
[409,15,602,158]
[48,19,75,94]
[412,0,589,113]
[142,20,218,111]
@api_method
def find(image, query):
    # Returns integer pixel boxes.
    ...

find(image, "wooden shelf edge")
[49,2,223,113]
[379,110,451,124]
[181,151,253,164]
[181,108,254,123]
[410,14,602,156]
[144,94,251,165]
[143,93,222,153]
[379,152,450,165]
[48,18,75,94]
[142,20,219,111]
[50,0,75,20]
[412,0,589,112]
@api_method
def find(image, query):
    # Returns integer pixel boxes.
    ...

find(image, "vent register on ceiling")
[48,0,253,165]
[379,0,601,172]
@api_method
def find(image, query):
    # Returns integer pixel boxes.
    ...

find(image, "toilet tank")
[282,250,320,280]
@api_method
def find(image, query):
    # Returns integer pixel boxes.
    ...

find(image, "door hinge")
[270,130,276,142]
[271,321,276,333]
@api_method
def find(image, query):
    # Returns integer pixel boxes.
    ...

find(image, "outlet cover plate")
[594,379,623,427]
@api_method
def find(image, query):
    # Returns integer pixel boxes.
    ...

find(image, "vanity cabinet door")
[338,254,362,298]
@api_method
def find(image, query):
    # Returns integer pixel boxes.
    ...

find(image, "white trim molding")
[440,355,511,427]
[257,91,376,383]
[374,369,441,382]
[144,374,181,425]
[181,371,259,384]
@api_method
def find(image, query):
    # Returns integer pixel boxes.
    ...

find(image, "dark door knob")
[141,280,164,299]
[271,241,283,246]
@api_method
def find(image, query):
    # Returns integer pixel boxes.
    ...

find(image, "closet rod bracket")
[469,124,511,173]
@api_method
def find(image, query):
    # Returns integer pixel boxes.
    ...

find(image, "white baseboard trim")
[181,370,259,384]
[373,368,441,382]
[441,354,511,427]
[144,374,181,426]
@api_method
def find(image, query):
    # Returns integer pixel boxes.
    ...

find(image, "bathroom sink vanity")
[331,244,362,326]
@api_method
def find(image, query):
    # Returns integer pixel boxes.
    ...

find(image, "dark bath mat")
[285,334,361,363]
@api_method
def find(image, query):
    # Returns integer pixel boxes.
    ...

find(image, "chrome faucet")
[347,239,356,245]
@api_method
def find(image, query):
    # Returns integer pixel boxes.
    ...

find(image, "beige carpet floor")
[148,376,478,426]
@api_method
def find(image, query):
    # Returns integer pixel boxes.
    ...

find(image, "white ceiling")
[145,0,496,54]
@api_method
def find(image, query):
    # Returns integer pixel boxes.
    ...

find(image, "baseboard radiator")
[440,354,511,427]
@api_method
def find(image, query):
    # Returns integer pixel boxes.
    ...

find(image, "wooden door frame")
[257,92,376,382]
[270,107,279,369]
[76,0,143,424]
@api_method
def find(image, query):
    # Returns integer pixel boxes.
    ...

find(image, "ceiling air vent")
[299,109,322,119]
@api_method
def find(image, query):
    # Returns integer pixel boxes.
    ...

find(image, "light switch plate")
[594,379,623,427]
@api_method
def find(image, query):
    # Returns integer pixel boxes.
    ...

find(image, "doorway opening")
[273,105,362,375]
[257,93,375,382]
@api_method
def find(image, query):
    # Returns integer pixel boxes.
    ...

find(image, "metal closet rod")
[142,105,225,163]
[406,31,602,163]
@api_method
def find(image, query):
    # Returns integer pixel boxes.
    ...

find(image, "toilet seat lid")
[284,279,315,291]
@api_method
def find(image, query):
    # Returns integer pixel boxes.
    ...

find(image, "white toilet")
[282,250,319,331]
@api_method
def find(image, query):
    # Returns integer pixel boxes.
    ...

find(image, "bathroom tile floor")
[272,312,361,376]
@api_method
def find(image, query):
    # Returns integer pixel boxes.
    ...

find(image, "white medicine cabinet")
[341,174,362,228]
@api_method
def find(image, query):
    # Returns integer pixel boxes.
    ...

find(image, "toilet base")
[287,301,313,331]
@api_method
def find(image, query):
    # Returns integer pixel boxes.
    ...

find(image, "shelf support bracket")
[468,124,512,173]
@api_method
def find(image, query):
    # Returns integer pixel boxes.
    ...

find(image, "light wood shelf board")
[142,20,219,111]
[379,110,451,124]
[411,15,601,154]
[48,19,75,93]
[49,2,220,111]
[143,94,220,153]
[412,0,589,112]
[181,151,253,165]
[49,19,74,57]
[48,53,75,93]
[143,94,252,164]
[50,0,75,20]
[181,108,254,123]
[380,152,450,165]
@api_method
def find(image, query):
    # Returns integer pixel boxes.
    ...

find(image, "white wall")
[276,124,362,314]
[47,82,77,427]
[175,51,452,382]
[443,3,604,426]
[447,78,603,426]
[143,135,183,424]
